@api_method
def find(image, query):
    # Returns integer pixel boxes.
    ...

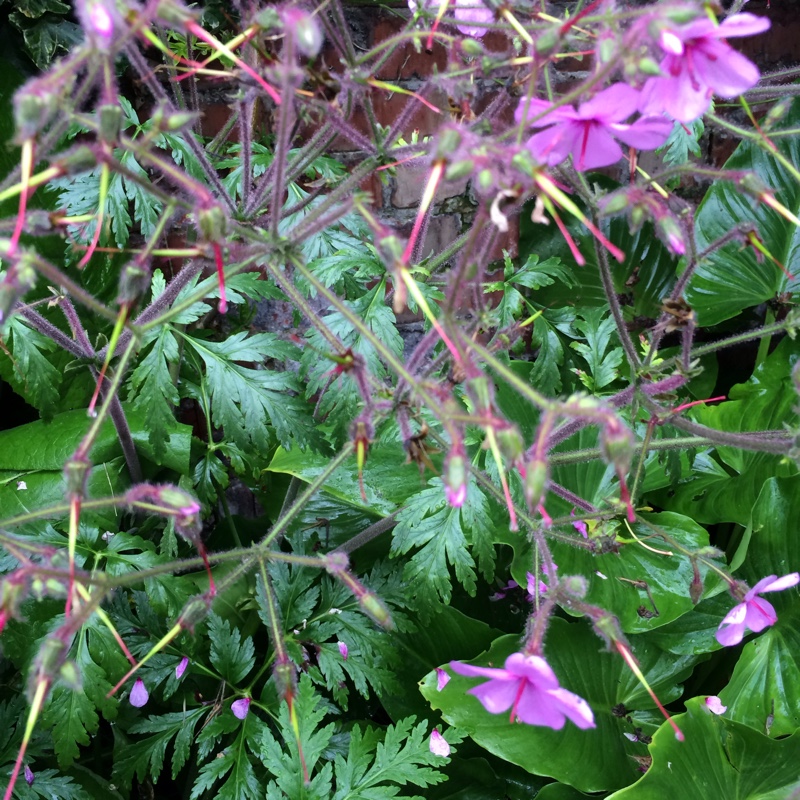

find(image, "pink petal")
[716,602,748,646]
[450,661,513,680]
[548,687,596,729]
[579,84,640,122]
[744,596,777,633]
[469,677,519,714]
[436,668,451,691]
[659,30,684,55]
[747,575,780,598]
[526,125,579,167]
[129,679,149,708]
[429,729,451,757]
[693,42,761,97]
[175,656,189,680]
[338,641,349,660]
[757,573,800,594]
[705,696,727,715]
[716,13,771,39]
[515,98,577,127]
[454,0,493,37]
[574,125,624,171]
[505,654,559,690]
[231,697,251,719]
[514,683,567,728]
[611,115,673,150]
[640,74,711,123]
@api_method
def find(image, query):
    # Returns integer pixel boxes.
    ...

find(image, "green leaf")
[183,331,319,453]
[650,336,799,525]
[570,307,624,391]
[11,0,69,17]
[391,478,495,609]
[0,315,62,418]
[655,118,704,168]
[8,11,81,69]
[606,697,800,800]
[127,326,181,463]
[208,612,256,684]
[422,619,700,793]
[113,708,206,789]
[688,97,800,326]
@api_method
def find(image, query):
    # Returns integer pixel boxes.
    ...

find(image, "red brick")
[391,163,469,208]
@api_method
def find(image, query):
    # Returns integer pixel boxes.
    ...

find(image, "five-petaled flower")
[715,573,800,647]
[450,653,595,729]
[640,13,770,123]
[515,84,672,172]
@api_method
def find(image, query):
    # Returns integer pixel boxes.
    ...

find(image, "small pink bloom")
[516,84,673,172]
[705,696,727,715]
[716,573,800,647]
[175,657,189,679]
[450,653,595,729]
[231,697,251,719]
[525,572,548,597]
[338,641,349,660]
[640,13,770,122]
[570,509,588,538]
[436,668,451,691]
[429,729,451,757]
[129,679,149,708]
[444,483,467,508]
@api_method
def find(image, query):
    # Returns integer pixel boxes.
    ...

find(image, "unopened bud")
[657,217,685,256]
[436,127,463,160]
[638,57,662,76]
[601,192,629,216]
[197,205,227,242]
[323,551,349,575]
[600,418,634,476]
[497,425,524,464]
[273,657,296,699]
[117,262,150,305]
[445,159,474,182]
[562,575,587,598]
[99,104,123,142]
[523,458,548,511]
[460,37,484,56]
[359,592,393,630]
[283,8,323,58]
[444,452,467,508]
[57,145,98,173]
[13,89,56,140]
[477,169,494,193]
[64,457,91,497]
[535,27,560,56]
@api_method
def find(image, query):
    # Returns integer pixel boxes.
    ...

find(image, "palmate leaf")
[113,708,207,790]
[208,612,256,685]
[655,118,704,167]
[0,315,62,418]
[182,330,320,452]
[570,307,624,391]
[391,478,495,610]
[301,279,403,439]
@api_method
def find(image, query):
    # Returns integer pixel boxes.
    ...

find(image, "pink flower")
[231,697,251,719]
[429,729,451,757]
[129,679,149,708]
[716,573,800,647]
[450,653,595,729]
[409,0,493,38]
[640,13,770,123]
[338,641,349,660]
[436,668,451,691]
[175,657,189,679]
[515,84,673,171]
[705,696,727,715]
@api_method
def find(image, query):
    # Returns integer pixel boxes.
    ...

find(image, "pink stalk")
[402,160,444,264]
[9,140,34,258]
[212,242,227,314]
[615,640,684,741]
[185,22,282,106]
[668,396,726,416]
[426,0,452,50]
[548,204,586,266]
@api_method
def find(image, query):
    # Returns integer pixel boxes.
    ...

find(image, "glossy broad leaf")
[607,697,800,799]
[688,98,800,326]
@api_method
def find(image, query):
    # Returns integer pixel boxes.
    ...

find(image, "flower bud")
[64,457,91,497]
[14,90,56,141]
[523,458,549,511]
[99,104,123,142]
[24,766,34,786]
[56,146,98,173]
[283,8,323,58]
[562,575,588,598]
[456,37,481,56]
[535,27,560,56]
[689,560,703,605]
[0,252,37,323]
[600,417,634,476]
[657,217,686,256]
[436,127,463,160]
[638,57,662,76]
[117,262,150,306]
[359,591,393,630]
[445,159,475,182]
[444,451,468,508]
[322,551,349,575]
[196,205,227,242]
